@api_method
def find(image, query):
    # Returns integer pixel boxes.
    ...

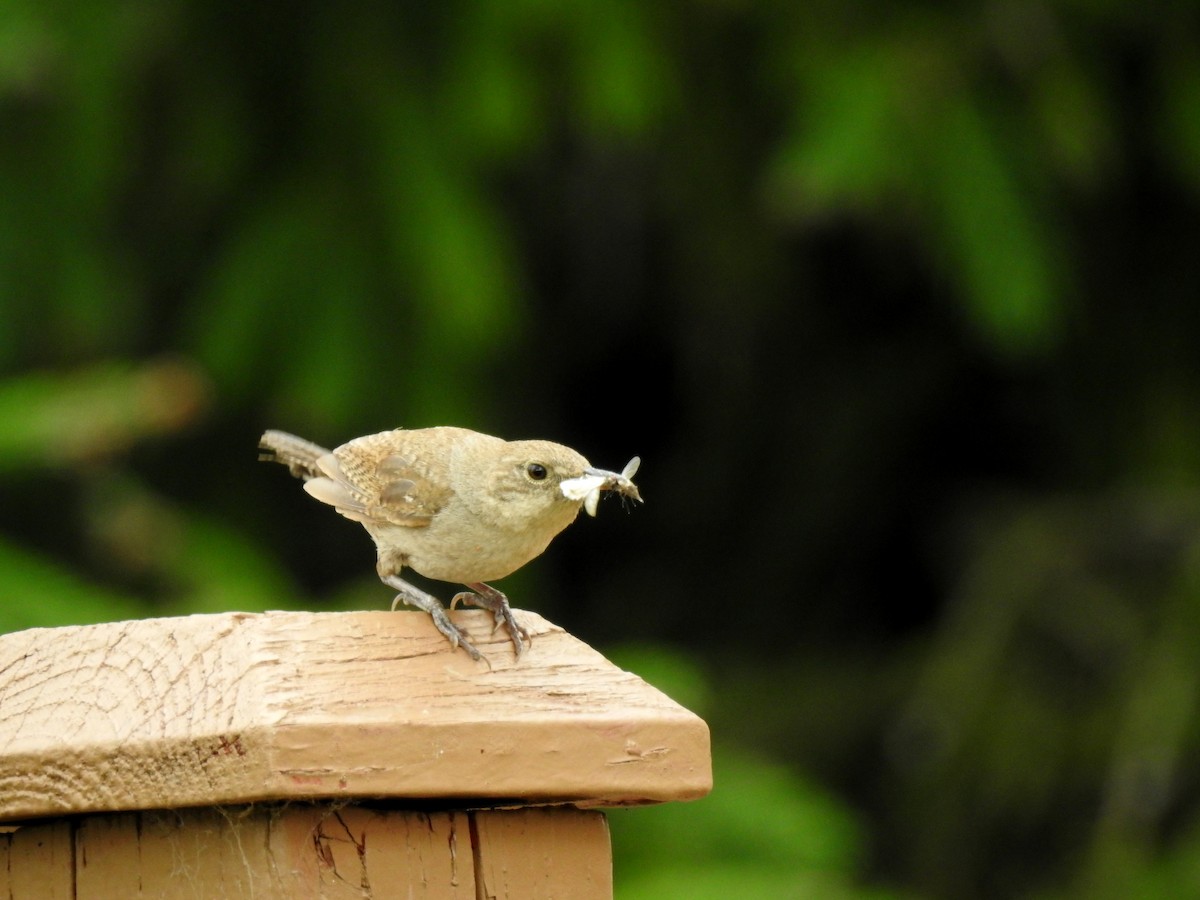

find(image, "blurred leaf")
[611,747,866,877]
[1080,537,1200,892]
[766,38,924,217]
[890,493,1200,895]
[187,187,348,397]
[568,0,672,137]
[927,98,1065,356]
[1112,813,1200,900]
[1156,50,1200,195]
[1031,58,1116,188]
[0,360,210,472]
[163,515,302,615]
[0,538,147,633]
[443,7,540,160]
[618,865,907,900]
[364,90,522,424]
[0,4,55,97]
[82,471,301,616]
[767,24,1066,357]
[604,642,712,716]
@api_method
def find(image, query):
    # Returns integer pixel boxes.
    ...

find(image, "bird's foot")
[452,583,531,657]
[383,574,481,660]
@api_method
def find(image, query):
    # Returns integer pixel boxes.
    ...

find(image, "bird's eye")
[526,462,548,481]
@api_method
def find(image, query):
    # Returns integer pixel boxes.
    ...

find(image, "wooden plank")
[270,806,476,898]
[2,820,75,900]
[472,807,612,899]
[0,610,711,822]
[0,804,604,899]
[75,809,281,898]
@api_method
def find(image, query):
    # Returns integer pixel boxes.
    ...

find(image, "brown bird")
[258,427,642,659]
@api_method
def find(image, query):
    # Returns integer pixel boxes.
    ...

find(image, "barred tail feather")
[258,430,331,480]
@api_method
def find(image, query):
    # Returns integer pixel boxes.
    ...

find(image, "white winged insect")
[559,456,642,516]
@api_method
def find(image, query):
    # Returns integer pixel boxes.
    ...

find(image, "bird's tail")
[258,430,331,480]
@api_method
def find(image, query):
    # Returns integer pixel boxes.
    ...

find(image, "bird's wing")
[305,431,454,527]
[366,450,453,525]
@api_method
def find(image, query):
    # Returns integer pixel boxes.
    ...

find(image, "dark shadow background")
[3,2,1200,897]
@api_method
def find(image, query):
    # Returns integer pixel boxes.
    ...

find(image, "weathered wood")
[0,804,611,899]
[473,805,612,897]
[0,610,711,822]
[3,819,74,899]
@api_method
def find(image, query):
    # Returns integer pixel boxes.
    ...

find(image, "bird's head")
[470,439,642,530]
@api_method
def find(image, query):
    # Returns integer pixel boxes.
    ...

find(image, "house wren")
[258,427,642,660]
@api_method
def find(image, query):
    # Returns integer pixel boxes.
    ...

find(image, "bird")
[258,426,642,660]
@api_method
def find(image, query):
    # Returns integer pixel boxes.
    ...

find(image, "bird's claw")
[429,606,482,661]
[452,587,531,657]
[391,588,482,660]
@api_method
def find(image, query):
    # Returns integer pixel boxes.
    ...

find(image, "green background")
[3,2,1200,897]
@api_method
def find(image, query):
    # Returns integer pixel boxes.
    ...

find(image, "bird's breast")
[365,509,573,585]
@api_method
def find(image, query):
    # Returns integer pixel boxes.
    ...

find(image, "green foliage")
[608,646,899,899]
[766,19,1072,357]
[0,539,146,632]
[611,749,878,899]
[0,361,208,471]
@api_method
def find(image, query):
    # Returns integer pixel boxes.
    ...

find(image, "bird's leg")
[382,573,481,661]
[451,583,531,657]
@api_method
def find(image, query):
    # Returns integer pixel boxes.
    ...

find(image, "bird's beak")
[560,457,643,516]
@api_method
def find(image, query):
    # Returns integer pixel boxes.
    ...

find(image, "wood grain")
[0,610,711,821]
[0,805,607,899]
[473,806,612,898]
[3,819,74,899]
